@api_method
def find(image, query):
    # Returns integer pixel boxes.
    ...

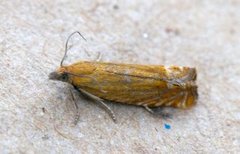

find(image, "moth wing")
[133,88,197,109]
[68,62,197,108]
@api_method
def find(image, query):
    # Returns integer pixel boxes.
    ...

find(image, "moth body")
[49,61,198,109]
[49,31,199,122]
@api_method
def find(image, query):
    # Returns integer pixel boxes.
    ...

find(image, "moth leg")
[78,89,117,122]
[97,99,117,122]
[95,52,102,62]
[69,89,80,125]
[143,105,154,114]
[143,105,172,119]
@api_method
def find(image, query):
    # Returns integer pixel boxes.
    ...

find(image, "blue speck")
[164,124,171,130]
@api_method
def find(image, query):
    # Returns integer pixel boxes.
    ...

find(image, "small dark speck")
[164,123,171,130]
[42,134,49,140]
[113,4,119,10]
[42,107,46,113]
[165,27,180,35]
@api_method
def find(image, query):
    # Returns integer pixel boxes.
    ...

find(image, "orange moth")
[49,32,198,122]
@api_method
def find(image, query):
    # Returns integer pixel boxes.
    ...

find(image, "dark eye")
[61,74,68,81]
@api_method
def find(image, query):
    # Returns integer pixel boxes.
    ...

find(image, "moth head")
[49,31,86,83]
[49,67,69,82]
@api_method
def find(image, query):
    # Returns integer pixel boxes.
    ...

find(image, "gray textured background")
[0,0,239,153]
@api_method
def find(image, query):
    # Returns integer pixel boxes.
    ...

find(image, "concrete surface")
[0,0,239,153]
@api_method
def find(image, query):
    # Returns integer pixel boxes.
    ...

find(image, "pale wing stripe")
[137,89,174,106]
[180,92,188,108]
[165,92,184,106]
[140,91,184,107]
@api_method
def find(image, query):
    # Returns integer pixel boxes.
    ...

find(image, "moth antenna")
[60,31,87,67]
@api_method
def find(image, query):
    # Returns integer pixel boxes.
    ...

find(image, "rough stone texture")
[0,0,239,153]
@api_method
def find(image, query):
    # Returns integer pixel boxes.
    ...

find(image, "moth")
[49,32,198,122]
